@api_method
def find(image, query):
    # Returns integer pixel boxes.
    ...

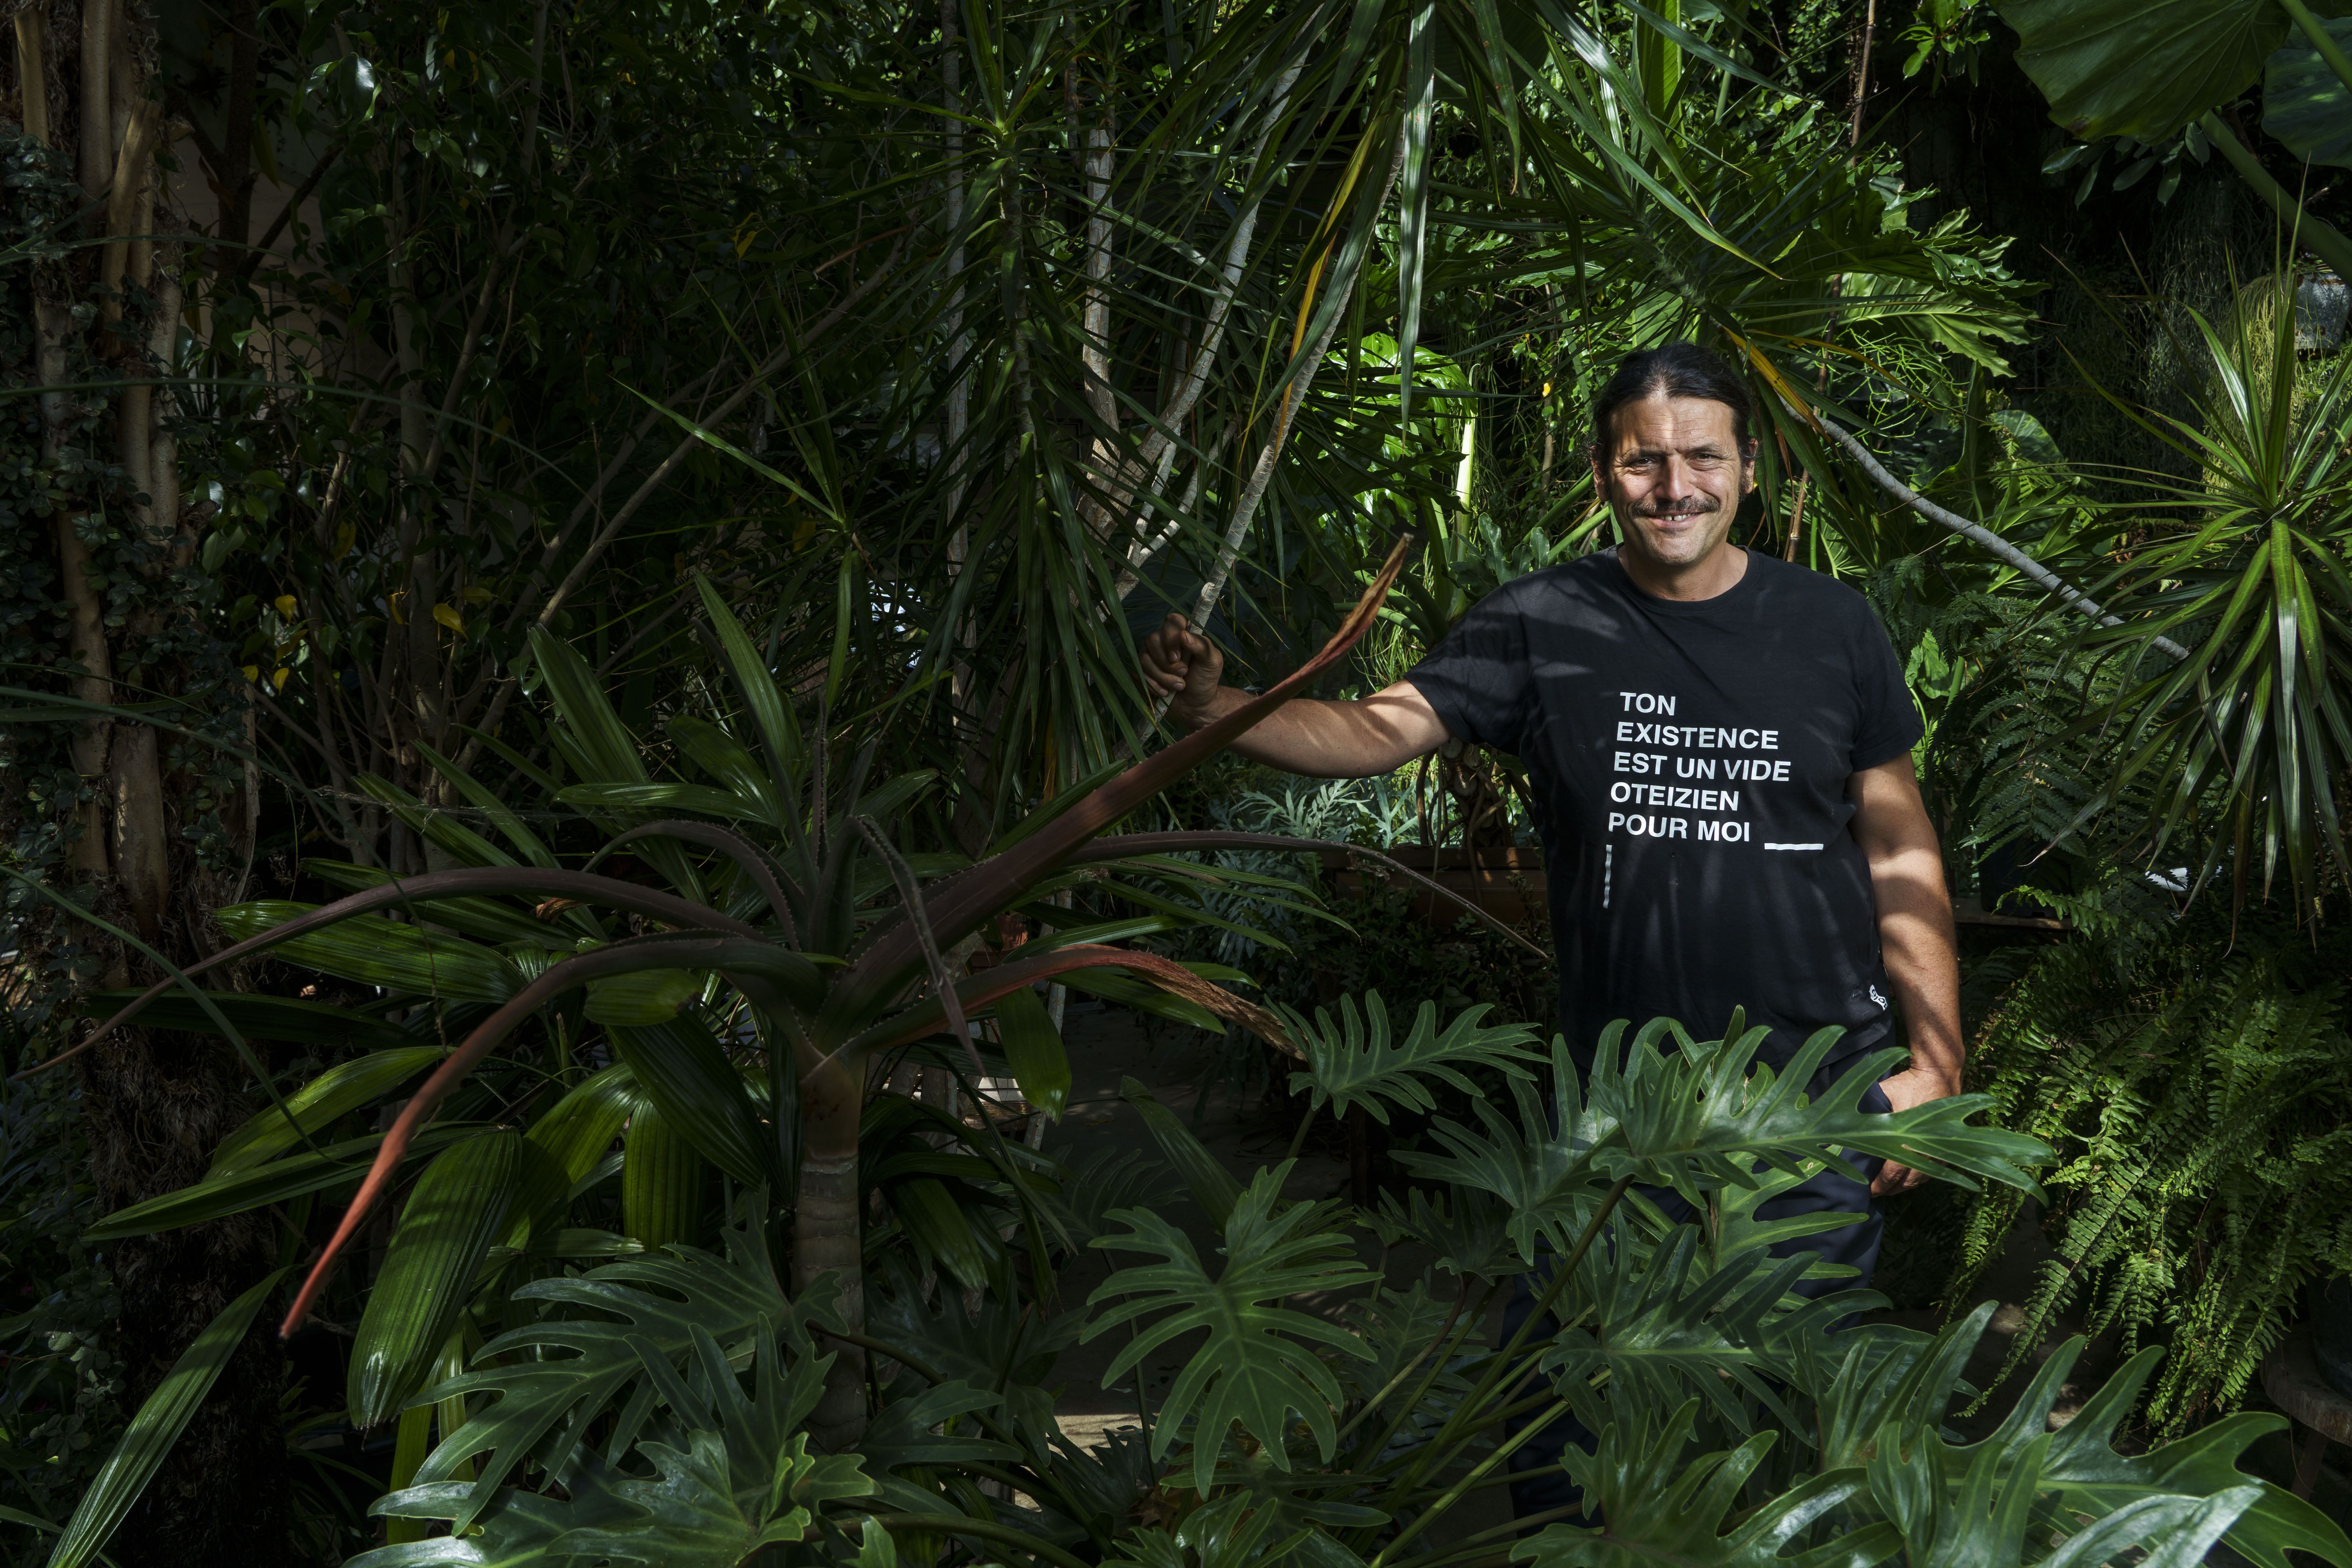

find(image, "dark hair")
[1588,340,1755,457]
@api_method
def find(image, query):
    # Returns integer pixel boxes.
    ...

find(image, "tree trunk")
[10,4,290,1560]
[795,1051,868,1448]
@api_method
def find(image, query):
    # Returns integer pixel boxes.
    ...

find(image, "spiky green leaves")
[1085,1163,1381,1491]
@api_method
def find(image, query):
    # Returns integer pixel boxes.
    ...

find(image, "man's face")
[1592,393,1756,571]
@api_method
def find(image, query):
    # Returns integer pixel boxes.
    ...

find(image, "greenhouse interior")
[5,0,2352,1564]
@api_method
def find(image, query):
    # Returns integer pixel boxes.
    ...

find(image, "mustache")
[1630,495,1722,519]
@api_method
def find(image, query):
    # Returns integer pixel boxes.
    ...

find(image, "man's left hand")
[1869,1065,1962,1197]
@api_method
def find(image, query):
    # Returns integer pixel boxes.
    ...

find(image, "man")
[1140,339,1962,1519]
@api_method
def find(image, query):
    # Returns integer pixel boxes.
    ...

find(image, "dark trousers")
[1500,1067,1893,1523]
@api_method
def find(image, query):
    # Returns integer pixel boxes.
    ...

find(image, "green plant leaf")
[608,1018,779,1189]
[1283,993,1539,1125]
[84,1122,488,1241]
[1519,1401,1886,1568]
[559,781,754,817]
[668,714,788,828]
[622,1100,707,1251]
[214,901,524,1002]
[1397,1025,2046,1267]
[410,1219,833,1532]
[75,988,417,1052]
[1369,1185,1519,1279]
[42,1267,289,1568]
[1993,0,2292,143]
[530,625,649,786]
[1085,1161,1379,1490]
[210,1046,449,1174]
[1541,1228,1848,1440]
[305,860,577,950]
[691,574,804,800]
[1118,1075,1244,1226]
[993,982,1070,1118]
[415,739,562,870]
[585,967,706,1025]
[348,1131,527,1428]
[528,1062,646,1183]
[2016,1343,2352,1568]
[356,772,517,871]
[2265,17,2352,167]
[887,1176,1003,1293]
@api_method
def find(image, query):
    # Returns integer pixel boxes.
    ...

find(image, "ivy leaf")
[1085,1162,1380,1490]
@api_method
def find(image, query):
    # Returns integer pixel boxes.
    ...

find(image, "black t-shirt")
[1405,548,1924,1071]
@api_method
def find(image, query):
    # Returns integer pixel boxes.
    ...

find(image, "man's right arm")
[1140,613,1452,778]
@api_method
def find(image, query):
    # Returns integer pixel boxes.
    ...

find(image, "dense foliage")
[4,0,2352,1563]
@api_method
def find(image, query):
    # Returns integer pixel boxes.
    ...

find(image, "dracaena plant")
[64,543,1504,1446]
[315,1007,2350,1568]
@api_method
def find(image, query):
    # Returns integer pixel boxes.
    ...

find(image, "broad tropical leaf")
[2265,16,2352,167]
[1517,1401,1886,1568]
[1282,993,1539,1125]
[1993,0,2291,143]
[405,1216,830,1531]
[1085,1162,1380,1490]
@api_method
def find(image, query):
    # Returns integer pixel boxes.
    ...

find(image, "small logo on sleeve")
[1868,985,1888,1011]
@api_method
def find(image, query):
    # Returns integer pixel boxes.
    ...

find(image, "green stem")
[2278,0,2352,103]
[2198,111,2352,281]
[1360,1176,1635,1535]
[1387,1492,1585,1568]
[857,1512,1098,1568]
[1332,1282,1474,1453]
[1370,1398,1575,1568]
[1286,1099,1323,1160]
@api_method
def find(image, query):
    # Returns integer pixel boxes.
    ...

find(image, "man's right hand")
[1140,613,1225,728]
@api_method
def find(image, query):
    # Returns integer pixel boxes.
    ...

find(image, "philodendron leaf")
[409,1213,829,1533]
[44,1267,290,1568]
[1282,992,1539,1125]
[2265,17,2352,168]
[1994,0,2292,142]
[1085,1161,1379,1491]
[348,1131,526,1428]
[2000,1340,2352,1568]
[1519,1401,1885,1568]
[1369,1185,1519,1279]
